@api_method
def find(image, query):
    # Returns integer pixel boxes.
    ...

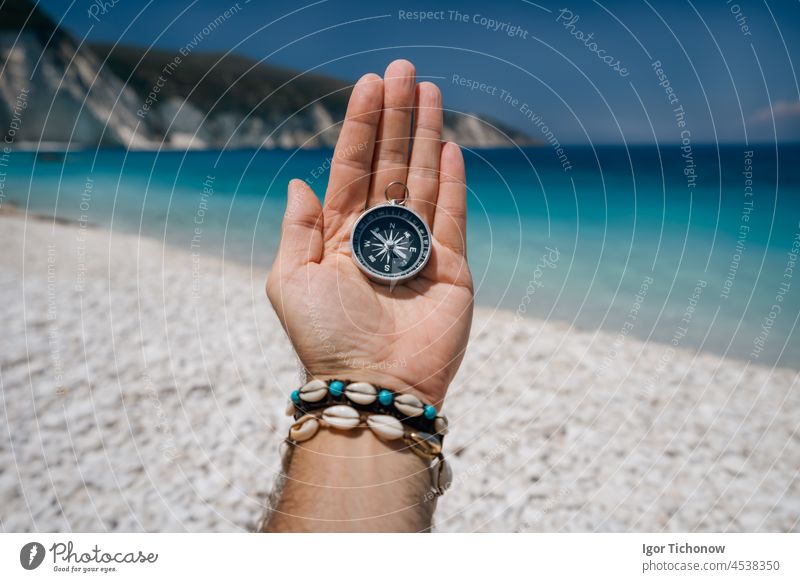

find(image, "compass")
[350,182,432,285]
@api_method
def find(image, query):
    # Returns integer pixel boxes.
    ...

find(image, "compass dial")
[351,203,432,284]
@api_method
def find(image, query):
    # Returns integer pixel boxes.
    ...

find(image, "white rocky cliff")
[1,0,536,150]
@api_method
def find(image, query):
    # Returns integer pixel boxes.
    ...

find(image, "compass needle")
[370,229,389,245]
[351,183,432,284]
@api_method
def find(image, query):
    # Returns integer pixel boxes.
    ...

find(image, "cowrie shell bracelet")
[289,379,448,437]
[282,379,452,498]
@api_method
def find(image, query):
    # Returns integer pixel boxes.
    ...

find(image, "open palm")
[267,60,473,406]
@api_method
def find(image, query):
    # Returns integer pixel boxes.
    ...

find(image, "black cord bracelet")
[289,379,448,440]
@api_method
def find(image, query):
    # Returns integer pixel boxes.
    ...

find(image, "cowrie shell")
[434,416,449,436]
[285,400,296,416]
[394,393,424,417]
[404,430,442,457]
[289,414,320,442]
[345,382,377,405]
[299,379,328,402]
[321,405,360,430]
[366,414,404,441]
[432,458,453,494]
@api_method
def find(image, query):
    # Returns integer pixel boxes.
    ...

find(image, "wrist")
[266,428,434,532]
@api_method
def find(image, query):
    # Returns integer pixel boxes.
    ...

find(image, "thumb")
[275,179,324,267]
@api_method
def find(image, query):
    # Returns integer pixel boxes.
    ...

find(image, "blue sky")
[37,0,800,143]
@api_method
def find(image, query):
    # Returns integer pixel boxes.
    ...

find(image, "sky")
[35,0,800,144]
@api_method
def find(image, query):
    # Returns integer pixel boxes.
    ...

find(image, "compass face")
[351,203,432,283]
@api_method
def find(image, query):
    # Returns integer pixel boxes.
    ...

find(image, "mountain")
[0,0,537,149]
[0,0,156,148]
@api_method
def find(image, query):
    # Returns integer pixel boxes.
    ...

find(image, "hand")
[267,60,473,407]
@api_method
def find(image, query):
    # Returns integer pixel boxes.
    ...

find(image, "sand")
[1,212,798,532]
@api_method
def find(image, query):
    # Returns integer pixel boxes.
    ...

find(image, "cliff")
[0,0,537,149]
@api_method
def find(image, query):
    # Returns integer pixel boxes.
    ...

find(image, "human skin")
[264,59,473,532]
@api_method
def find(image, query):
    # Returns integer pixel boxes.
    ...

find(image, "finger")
[366,59,416,208]
[274,179,324,267]
[433,142,467,256]
[324,73,383,219]
[406,81,443,225]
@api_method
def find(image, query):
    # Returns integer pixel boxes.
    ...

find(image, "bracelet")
[287,379,449,438]
[282,410,453,498]
[281,379,453,498]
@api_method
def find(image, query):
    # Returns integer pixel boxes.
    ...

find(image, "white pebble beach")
[1,212,798,532]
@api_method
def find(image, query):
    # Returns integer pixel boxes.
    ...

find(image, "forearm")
[263,428,434,532]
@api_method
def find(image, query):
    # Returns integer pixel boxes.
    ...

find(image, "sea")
[3,144,799,368]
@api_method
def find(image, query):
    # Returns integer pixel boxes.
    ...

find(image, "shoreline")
[1,210,798,532]
[4,203,795,373]
[10,142,800,153]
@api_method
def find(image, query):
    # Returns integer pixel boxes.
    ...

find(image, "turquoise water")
[3,145,799,367]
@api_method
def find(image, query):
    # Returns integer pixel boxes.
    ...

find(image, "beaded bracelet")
[282,379,453,498]
[287,379,449,438]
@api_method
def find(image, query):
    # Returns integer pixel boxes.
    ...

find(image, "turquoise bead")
[329,380,344,397]
[378,389,393,406]
[290,390,301,405]
[423,404,437,420]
